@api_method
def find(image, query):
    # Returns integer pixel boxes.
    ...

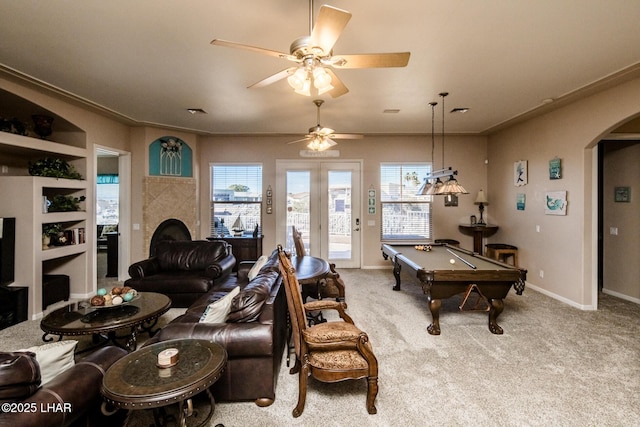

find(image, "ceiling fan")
[211,1,410,98]
[287,99,364,151]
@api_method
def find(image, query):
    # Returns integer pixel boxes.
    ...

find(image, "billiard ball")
[449,258,456,264]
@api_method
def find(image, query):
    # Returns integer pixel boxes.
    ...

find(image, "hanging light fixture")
[416,101,438,195]
[435,92,468,195]
[417,92,468,196]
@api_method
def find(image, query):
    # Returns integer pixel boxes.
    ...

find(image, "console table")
[209,235,263,270]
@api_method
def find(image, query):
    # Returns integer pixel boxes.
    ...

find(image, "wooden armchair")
[277,245,378,417]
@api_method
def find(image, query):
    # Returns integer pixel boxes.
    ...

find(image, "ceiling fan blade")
[309,5,352,55]
[318,127,335,136]
[331,133,364,139]
[325,69,349,98]
[330,52,411,69]
[248,67,297,89]
[287,137,312,145]
[211,39,296,61]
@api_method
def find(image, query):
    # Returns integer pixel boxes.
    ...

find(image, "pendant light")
[416,101,438,195]
[435,92,468,195]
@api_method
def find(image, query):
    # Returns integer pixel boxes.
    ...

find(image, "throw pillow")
[200,286,240,323]
[0,351,41,401]
[19,340,77,386]
[247,255,269,281]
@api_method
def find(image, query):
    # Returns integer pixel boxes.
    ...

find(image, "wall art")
[516,193,526,211]
[149,136,193,177]
[545,190,567,215]
[514,160,528,186]
[549,157,561,180]
[614,186,630,202]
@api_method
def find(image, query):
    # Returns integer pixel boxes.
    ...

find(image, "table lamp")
[474,190,488,225]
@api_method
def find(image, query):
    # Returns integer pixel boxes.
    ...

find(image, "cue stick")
[446,248,477,269]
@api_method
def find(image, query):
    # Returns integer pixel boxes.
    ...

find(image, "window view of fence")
[380,163,432,241]
[211,164,262,236]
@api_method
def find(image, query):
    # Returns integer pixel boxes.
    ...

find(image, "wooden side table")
[102,339,227,427]
[458,224,499,255]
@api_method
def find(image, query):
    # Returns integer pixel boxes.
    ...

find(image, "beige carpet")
[2,269,639,426]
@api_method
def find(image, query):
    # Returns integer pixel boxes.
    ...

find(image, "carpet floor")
[2,268,639,426]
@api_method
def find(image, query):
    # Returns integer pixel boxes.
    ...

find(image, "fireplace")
[149,219,192,256]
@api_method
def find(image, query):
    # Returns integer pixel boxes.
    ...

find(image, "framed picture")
[516,193,526,211]
[514,160,528,186]
[545,191,567,215]
[614,186,630,202]
[549,158,561,180]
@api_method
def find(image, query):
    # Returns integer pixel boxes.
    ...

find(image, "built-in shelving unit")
[0,88,89,319]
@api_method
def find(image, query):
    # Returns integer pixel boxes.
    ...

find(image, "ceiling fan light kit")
[287,99,364,151]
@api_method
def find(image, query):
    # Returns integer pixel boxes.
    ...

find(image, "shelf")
[41,243,87,261]
[0,131,86,158]
[41,211,86,223]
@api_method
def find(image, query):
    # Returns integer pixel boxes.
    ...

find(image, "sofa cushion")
[133,272,214,294]
[227,269,279,323]
[19,340,77,386]
[248,255,268,281]
[155,240,229,271]
[0,351,41,401]
[200,286,240,323]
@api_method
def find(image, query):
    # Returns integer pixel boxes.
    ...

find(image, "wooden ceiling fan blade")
[248,67,297,89]
[309,5,352,55]
[318,127,335,136]
[287,137,312,145]
[325,69,349,98]
[331,52,411,69]
[331,133,364,139]
[211,39,295,61]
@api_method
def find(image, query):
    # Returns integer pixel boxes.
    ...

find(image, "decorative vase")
[42,235,51,249]
[32,115,54,139]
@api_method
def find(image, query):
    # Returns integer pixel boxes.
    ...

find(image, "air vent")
[187,108,207,114]
[383,109,400,114]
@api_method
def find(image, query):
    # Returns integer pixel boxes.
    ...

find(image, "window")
[380,163,432,241]
[96,174,119,225]
[211,164,262,236]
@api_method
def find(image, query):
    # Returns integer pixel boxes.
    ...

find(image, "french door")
[276,160,361,268]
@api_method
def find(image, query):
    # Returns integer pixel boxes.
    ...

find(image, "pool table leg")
[392,259,402,291]
[426,297,441,335]
[488,298,505,334]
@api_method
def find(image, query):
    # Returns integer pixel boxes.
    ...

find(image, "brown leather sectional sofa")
[125,240,237,307]
[0,345,127,427]
[146,247,288,407]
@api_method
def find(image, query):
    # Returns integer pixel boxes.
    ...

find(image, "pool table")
[381,243,526,335]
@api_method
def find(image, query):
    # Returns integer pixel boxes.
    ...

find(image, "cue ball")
[449,258,456,264]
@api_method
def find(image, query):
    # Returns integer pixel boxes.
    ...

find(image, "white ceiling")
[1,1,640,136]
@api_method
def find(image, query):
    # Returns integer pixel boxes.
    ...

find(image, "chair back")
[277,245,308,361]
[291,226,306,256]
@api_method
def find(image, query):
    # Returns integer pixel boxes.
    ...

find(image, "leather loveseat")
[147,248,287,407]
[125,240,236,307]
[0,345,127,427]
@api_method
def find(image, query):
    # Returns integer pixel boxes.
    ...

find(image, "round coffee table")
[101,339,227,427]
[40,292,171,352]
